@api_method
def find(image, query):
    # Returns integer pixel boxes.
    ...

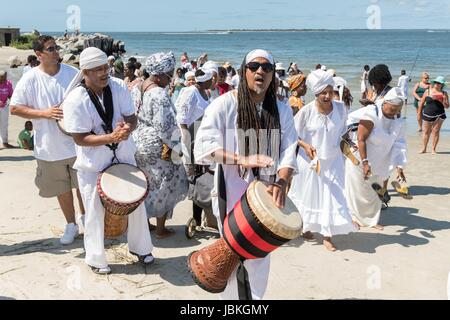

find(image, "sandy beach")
[1,53,450,300]
[0,47,34,68]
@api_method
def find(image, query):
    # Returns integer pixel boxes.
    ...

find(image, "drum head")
[246,180,302,240]
[100,164,148,204]
[57,119,72,136]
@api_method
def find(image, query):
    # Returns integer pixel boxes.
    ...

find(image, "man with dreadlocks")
[194,49,298,300]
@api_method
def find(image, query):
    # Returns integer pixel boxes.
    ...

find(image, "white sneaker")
[60,223,79,245]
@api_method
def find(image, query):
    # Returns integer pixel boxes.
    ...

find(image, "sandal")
[391,180,412,199]
[90,265,111,275]
[130,252,155,265]
[371,183,391,205]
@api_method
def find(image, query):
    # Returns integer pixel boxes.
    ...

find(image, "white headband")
[384,87,405,105]
[202,61,219,75]
[245,49,275,65]
[306,69,335,95]
[64,47,108,99]
[195,69,213,83]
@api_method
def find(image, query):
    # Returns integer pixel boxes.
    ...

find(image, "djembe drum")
[56,103,72,136]
[187,180,302,293]
[97,163,150,239]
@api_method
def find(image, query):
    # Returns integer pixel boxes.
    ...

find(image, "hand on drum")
[239,154,274,169]
[45,105,63,120]
[110,122,132,143]
[267,179,287,208]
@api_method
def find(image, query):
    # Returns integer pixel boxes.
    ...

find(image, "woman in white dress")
[288,70,356,252]
[175,68,214,229]
[345,87,407,230]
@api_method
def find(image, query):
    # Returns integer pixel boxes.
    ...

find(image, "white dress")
[194,91,298,300]
[345,104,407,227]
[288,100,356,237]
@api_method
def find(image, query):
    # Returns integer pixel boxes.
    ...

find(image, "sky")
[1,0,450,32]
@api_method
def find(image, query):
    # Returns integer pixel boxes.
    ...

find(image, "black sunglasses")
[246,62,274,73]
[44,45,61,53]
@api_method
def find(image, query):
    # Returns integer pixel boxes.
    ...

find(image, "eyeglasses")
[246,62,274,73]
[89,65,111,75]
[44,45,61,53]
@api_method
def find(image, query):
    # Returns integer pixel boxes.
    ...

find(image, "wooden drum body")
[188,180,302,293]
[97,163,150,239]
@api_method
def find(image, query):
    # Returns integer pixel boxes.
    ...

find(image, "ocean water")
[52,29,450,135]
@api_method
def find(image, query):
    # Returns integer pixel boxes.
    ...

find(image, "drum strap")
[237,260,253,300]
[218,164,253,300]
[80,82,119,162]
[217,164,227,227]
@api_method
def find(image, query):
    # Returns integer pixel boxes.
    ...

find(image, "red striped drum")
[187,180,302,293]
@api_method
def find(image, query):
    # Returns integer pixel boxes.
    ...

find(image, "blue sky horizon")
[1,0,450,32]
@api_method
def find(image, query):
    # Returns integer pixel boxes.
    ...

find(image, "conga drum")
[187,180,302,293]
[56,103,72,136]
[97,163,150,239]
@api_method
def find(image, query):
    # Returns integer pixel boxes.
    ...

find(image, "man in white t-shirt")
[63,47,154,275]
[10,35,85,245]
[397,69,410,116]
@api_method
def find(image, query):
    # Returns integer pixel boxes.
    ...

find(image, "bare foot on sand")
[156,227,175,239]
[323,238,337,252]
[419,149,427,154]
[372,224,384,231]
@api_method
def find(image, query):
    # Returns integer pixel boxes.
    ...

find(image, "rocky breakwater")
[55,33,126,66]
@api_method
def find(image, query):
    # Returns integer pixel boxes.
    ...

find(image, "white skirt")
[288,154,356,237]
[344,159,383,227]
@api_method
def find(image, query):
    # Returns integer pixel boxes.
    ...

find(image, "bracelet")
[361,158,369,164]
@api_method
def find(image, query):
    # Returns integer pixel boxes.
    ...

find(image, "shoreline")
[1,111,449,299]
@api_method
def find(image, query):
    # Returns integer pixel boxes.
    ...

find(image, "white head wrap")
[64,47,108,99]
[195,68,213,83]
[202,61,219,75]
[184,71,195,80]
[321,65,327,71]
[333,76,347,102]
[107,55,115,62]
[245,49,275,65]
[384,87,405,106]
[145,51,176,76]
[306,69,335,95]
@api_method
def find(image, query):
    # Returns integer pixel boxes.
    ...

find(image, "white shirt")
[63,77,138,173]
[175,86,210,127]
[397,75,410,97]
[22,65,33,75]
[194,91,298,213]
[295,100,348,160]
[347,104,407,179]
[10,64,78,161]
[231,74,240,89]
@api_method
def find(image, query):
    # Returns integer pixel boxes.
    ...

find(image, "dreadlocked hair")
[237,58,281,158]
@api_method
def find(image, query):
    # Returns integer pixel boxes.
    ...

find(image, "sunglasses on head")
[246,62,274,73]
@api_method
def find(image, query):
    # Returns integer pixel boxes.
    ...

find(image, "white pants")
[211,193,271,300]
[77,170,154,269]
[0,106,9,143]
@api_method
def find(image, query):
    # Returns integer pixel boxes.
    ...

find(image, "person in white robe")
[288,70,356,252]
[345,87,407,230]
[194,49,298,300]
[63,47,154,275]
